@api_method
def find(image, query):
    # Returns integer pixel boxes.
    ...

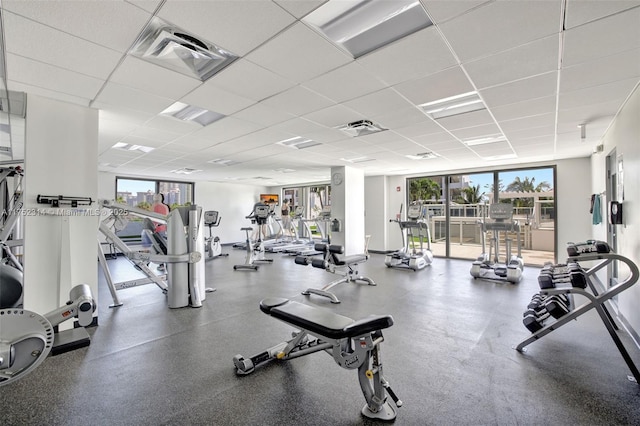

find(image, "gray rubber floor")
[1,247,639,425]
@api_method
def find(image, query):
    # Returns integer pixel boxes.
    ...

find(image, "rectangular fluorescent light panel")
[208,158,239,166]
[419,91,486,120]
[113,142,154,153]
[463,135,507,146]
[276,136,321,149]
[482,153,517,161]
[341,156,374,163]
[303,0,432,58]
[130,17,238,82]
[162,102,225,126]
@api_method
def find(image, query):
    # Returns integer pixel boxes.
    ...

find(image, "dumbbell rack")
[515,251,640,383]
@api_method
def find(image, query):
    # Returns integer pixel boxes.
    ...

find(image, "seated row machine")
[233,298,402,420]
[295,243,375,304]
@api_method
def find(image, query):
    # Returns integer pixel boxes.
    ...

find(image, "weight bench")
[233,298,401,421]
[295,243,375,303]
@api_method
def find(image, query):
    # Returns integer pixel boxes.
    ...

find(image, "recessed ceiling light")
[337,119,387,137]
[419,91,486,120]
[207,158,239,166]
[463,135,507,146]
[274,168,297,173]
[341,156,374,163]
[482,153,517,161]
[112,142,154,153]
[170,167,202,175]
[276,136,322,149]
[161,102,225,126]
[130,17,238,81]
[303,0,432,58]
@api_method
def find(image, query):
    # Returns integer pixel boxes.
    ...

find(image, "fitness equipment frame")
[234,203,273,271]
[385,203,433,271]
[515,245,640,383]
[203,210,228,260]
[470,203,524,283]
[0,166,24,308]
[98,200,206,308]
[233,298,402,420]
[296,243,375,304]
[0,284,95,387]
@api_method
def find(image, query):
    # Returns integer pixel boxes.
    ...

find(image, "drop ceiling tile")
[499,113,555,134]
[503,126,555,142]
[232,103,295,127]
[435,109,495,131]
[343,88,415,118]
[558,78,638,111]
[449,123,502,140]
[109,57,203,100]
[261,86,335,116]
[272,117,328,136]
[421,0,492,24]
[357,130,407,146]
[210,59,295,102]
[3,12,123,80]
[118,134,169,149]
[371,107,430,129]
[560,48,640,93]
[469,141,514,156]
[303,105,362,128]
[94,82,174,114]
[563,7,640,67]
[127,125,184,143]
[194,117,264,144]
[565,1,640,29]
[464,35,559,89]
[438,0,561,61]
[394,120,444,139]
[393,66,474,105]
[125,1,163,14]
[357,27,458,86]
[303,62,386,103]
[6,53,103,100]
[2,0,151,52]
[181,82,256,116]
[274,0,327,18]
[246,23,352,83]
[480,72,558,109]
[157,0,296,56]
[142,115,201,135]
[489,96,557,122]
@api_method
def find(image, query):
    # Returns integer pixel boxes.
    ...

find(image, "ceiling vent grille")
[276,136,321,149]
[130,17,238,82]
[406,151,438,160]
[338,119,387,137]
[171,167,202,175]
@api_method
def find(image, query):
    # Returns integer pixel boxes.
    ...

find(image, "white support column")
[330,166,365,255]
[23,95,99,326]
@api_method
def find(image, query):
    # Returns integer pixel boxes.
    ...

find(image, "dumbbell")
[544,294,571,319]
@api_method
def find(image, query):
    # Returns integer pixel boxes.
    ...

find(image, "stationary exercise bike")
[234,204,273,271]
[204,211,228,260]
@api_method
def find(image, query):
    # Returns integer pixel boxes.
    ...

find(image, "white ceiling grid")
[0,0,638,186]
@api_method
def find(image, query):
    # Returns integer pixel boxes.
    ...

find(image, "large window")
[116,177,194,211]
[408,167,555,266]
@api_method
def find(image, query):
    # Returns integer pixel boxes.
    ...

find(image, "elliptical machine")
[234,203,273,271]
[204,211,228,260]
[385,204,433,271]
[470,203,524,283]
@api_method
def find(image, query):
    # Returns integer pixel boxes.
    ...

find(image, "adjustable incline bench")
[296,243,375,303]
[233,298,402,421]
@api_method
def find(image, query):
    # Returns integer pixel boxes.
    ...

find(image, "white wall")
[364,175,387,252]
[98,172,268,245]
[24,95,99,319]
[555,157,593,254]
[593,85,640,336]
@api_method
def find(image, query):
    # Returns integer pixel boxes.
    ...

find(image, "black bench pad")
[333,254,367,266]
[260,298,393,339]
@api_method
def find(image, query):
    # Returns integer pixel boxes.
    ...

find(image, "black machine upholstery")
[260,297,393,339]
